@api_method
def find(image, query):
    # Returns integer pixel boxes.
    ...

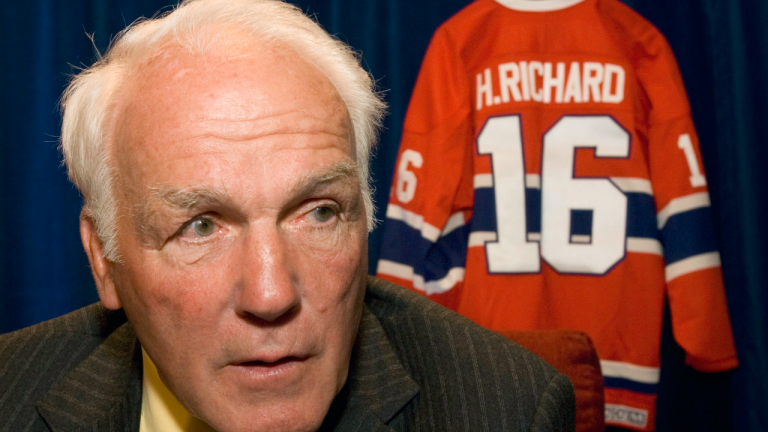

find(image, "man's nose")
[235,230,301,324]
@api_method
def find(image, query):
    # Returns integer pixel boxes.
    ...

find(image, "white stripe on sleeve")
[386,204,441,242]
[377,259,414,281]
[665,252,721,282]
[441,212,466,236]
[600,360,660,384]
[417,268,465,295]
[376,260,464,294]
[657,192,710,229]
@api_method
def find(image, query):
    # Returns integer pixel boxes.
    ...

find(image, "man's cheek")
[139,262,231,323]
[298,239,363,286]
[300,248,366,311]
[293,221,366,265]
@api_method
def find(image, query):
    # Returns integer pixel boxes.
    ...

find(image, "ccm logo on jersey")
[476,61,626,109]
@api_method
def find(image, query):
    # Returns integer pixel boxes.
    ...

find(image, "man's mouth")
[236,356,305,367]
[229,354,310,382]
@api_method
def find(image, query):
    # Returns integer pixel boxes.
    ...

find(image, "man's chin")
[200,402,330,432]
[186,377,339,432]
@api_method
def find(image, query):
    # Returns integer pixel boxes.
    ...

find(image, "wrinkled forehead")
[110,28,353,168]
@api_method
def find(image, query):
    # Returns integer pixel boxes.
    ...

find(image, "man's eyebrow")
[289,162,359,197]
[145,185,234,211]
[134,186,234,243]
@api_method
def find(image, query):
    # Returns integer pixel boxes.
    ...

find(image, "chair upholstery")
[497,330,605,432]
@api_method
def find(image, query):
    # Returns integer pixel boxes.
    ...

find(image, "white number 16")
[477,115,629,275]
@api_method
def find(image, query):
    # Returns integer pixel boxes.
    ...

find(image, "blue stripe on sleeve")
[662,207,719,264]
[423,225,470,280]
[378,217,469,282]
[603,377,658,395]
[379,218,433,266]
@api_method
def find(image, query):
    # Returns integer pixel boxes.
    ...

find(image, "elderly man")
[0,0,574,431]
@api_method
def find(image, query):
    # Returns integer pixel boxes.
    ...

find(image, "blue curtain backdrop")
[1,1,766,431]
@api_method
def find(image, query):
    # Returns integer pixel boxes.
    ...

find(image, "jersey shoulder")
[596,0,674,60]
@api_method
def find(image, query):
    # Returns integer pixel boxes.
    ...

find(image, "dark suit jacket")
[0,277,575,431]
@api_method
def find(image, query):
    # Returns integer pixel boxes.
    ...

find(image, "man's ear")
[80,212,122,310]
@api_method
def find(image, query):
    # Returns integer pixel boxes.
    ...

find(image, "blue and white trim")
[601,360,659,395]
[665,251,721,282]
[600,360,660,384]
[385,204,442,242]
[656,191,720,281]
[377,260,466,294]
[378,204,470,294]
[657,192,710,230]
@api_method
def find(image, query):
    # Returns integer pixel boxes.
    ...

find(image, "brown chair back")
[497,330,605,432]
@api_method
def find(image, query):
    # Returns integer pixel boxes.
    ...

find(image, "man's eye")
[311,206,335,223]
[189,218,216,237]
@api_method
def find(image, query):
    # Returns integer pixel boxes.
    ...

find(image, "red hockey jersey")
[376,0,738,429]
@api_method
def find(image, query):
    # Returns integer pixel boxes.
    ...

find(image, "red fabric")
[499,330,605,432]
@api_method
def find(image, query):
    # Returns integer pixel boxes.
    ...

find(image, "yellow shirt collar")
[139,349,216,432]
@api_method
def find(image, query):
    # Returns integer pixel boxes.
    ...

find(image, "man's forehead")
[130,25,323,87]
[110,30,354,189]
[114,31,350,142]
[142,50,337,110]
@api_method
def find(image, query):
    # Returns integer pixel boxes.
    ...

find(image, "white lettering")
[602,63,625,103]
[543,62,566,103]
[519,61,531,101]
[528,61,544,102]
[563,61,582,103]
[474,61,625,110]
[583,62,604,103]
[476,68,493,110]
[499,62,522,103]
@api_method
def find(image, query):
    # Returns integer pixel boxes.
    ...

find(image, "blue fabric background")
[1,1,766,430]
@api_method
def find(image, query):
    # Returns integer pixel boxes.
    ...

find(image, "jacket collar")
[322,306,420,431]
[34,304,418,432]
[36,318,142,432]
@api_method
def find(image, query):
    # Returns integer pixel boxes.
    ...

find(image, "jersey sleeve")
[640,31,739,372]
[376,27,473,310]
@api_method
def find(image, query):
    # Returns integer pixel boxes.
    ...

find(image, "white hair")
[60,0,386,261]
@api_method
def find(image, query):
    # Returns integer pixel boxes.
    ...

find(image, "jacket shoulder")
[365,276,575,431]
[0,304,127,428]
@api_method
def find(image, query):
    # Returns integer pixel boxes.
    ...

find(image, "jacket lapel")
[36,321,142,432]
[323,307,420,432]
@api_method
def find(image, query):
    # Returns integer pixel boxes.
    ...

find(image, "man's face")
[94,39,368,432]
